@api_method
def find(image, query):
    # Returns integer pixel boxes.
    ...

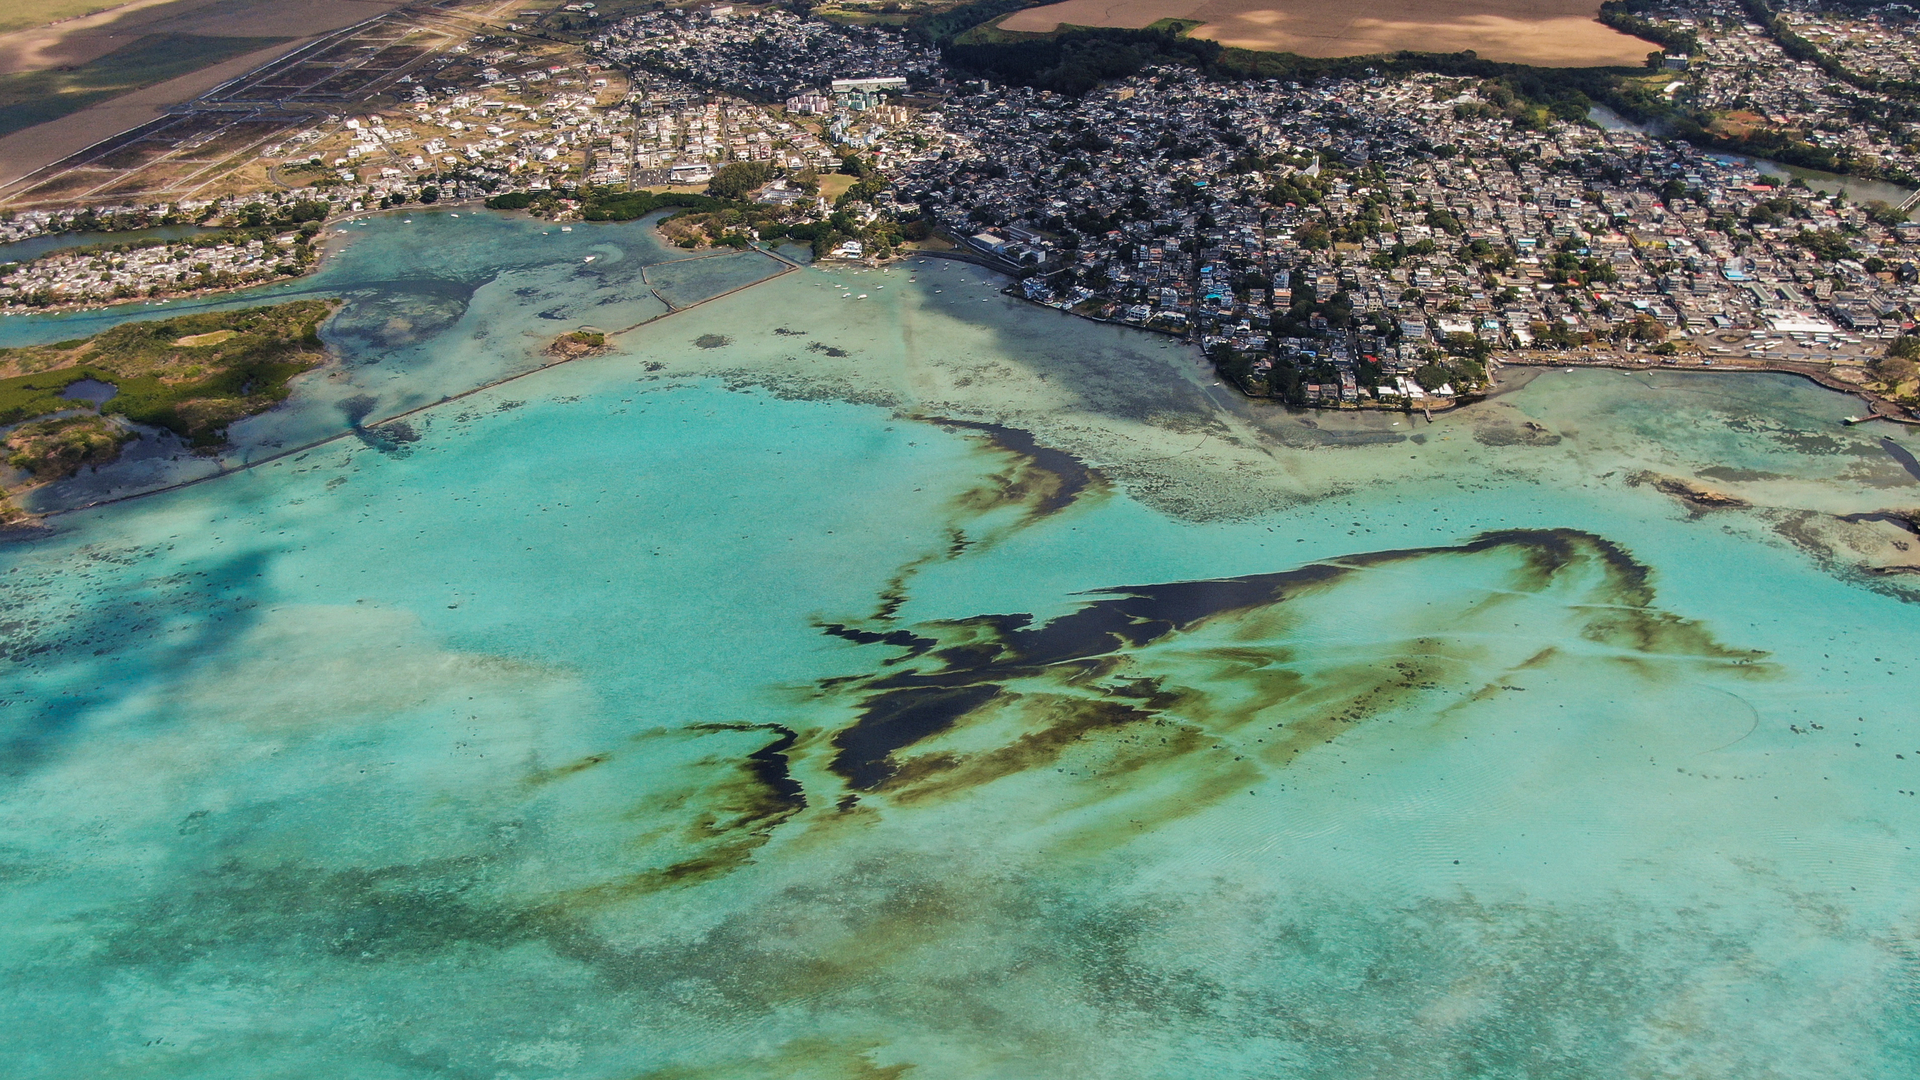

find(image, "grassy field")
[0,300,333,454]
[0,32,289,139]
[4,413,129,482]
[0,1,130,37]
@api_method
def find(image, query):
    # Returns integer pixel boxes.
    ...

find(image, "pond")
[56,377,117,404]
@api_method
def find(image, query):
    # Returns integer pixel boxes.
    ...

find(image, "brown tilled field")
[999,0,1657,68]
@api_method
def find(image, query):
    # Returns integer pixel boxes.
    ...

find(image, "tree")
[706,162,772,201]
[1413,362,1456,392]
[1294,222,1331,249]
[1871,354,1917,385]
[1443,331,1490,362]
[1627,315,1667,343]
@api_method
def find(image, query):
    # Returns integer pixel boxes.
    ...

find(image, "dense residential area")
[903,66,1920,404]
[7,0,1920,412]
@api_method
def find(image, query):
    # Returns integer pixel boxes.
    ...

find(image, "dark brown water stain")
[540,724,811,908]
[843,420,1111,624]
[67,531,1803,1077]
[820,622,937,654]
[822,529,1769,796]
[1838,510,1920,537]
[433,530,1772,928]
[1626,470,1751,514]
[923,417,1106,521]
[695,722,806,812]
[524,751,611,787]
[627,1037,912,1080]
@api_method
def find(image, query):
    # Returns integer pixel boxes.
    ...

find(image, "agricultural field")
[0,0,145,38]
[0,0,411,193]
[999,0,1656,67]
[0,32,289,139]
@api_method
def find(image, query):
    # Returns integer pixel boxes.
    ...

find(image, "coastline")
[1501,354,1920,425]
[10,209,1915,527]
[983,267,1484,416]
[985,271,1920,426]
[0,198,505,318]
[5,224,797,523]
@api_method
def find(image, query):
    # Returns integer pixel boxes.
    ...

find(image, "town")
[2,0,1919,415]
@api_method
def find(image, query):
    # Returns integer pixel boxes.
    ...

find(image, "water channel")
[1588,104,1916,210]
[0,225,225,265]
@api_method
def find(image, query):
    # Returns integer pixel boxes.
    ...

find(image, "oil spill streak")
[830,685,1004,790]
[856,420,1108,624]
[819,623,937,655]
[822,529,1767,794]
[1839,510,1920,536]
[722,722,806,811]
[924,417,1104,518]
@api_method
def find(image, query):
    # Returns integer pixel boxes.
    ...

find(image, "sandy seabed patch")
[999,0,1657,67]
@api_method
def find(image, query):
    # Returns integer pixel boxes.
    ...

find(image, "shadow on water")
[1880,437,1920,482]
[0,545,275,778]
[322,279,477,360]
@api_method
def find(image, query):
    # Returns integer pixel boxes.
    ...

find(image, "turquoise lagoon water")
[3,219,1920,1078]
[2,211,787,512]
[0,225,225,266]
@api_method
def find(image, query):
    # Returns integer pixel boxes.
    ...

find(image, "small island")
[1,300,335,519]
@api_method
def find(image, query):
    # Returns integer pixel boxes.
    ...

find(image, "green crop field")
[0,1,132,37]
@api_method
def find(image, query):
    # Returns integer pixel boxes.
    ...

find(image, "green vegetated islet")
[0,300,334,487]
